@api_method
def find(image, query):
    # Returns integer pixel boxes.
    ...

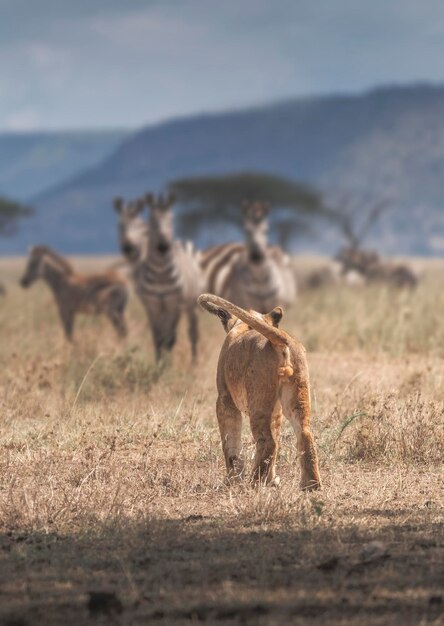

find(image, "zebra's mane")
[32,246,74,275]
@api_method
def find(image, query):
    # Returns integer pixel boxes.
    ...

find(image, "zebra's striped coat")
[201,202,297,313]
[114,194,204,362]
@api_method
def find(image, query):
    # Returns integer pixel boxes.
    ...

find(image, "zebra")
[114,196,296,315]
[201,201,297,313]
[113,193,204,362]
[20,246,128,340]
[336,246,418,288]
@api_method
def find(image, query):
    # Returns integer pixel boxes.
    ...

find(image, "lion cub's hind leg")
[216,394,245,483]
[249,403,283,486]
[281,381,321,491]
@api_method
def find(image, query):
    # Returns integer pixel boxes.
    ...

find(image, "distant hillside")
[0,130,127,200]
[4,83,444,255]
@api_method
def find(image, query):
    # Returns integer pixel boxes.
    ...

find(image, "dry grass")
[0,256,443,625]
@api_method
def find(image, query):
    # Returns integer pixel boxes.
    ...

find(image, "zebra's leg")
[249,402,282,486]
[161,307,180,357]
[216,393,244,483]
[146,305,163,362]
[147,305,180,362]
[106,293,128,339]
[108,309,128,338]
[59,307,75,341]
[187,306,199,363]
[280,381,321,491]
[150,320,163,362]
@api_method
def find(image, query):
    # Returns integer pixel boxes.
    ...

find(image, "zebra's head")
[145,193,175,255]
[114,196,147,263]
[20,246,72,287]
[241,201,270,263]
[20,246,52,287]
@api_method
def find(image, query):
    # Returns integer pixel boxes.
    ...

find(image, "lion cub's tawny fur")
[198,294,321,490]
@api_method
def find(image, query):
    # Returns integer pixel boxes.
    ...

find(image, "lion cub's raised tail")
[197,293,294,378]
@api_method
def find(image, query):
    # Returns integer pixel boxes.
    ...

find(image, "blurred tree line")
[0,172,390,253]
[0,196,33,236]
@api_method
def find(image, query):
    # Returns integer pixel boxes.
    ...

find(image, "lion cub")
[198,294,321,491]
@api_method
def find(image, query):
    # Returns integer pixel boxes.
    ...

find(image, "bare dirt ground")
[0,256,443,625]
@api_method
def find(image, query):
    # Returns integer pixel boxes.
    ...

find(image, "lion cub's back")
[218,331,281,412]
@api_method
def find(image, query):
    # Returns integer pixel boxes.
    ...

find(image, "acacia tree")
[321,190,395,276]
[322,190,393,251]
[168,172,324,249]
[0,196,33,236]
[0,196,32,293]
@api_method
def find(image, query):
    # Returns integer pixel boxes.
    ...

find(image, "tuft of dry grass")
[0,256,443,625]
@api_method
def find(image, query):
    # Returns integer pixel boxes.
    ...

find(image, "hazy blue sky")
[1,0,444,130]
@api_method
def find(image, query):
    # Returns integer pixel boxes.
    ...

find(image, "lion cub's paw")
[270,475,281,487]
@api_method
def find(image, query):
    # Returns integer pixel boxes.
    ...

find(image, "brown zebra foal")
[20,246,128,340]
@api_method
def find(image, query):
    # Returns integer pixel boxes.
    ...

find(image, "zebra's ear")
[113,197,124,213]
[241,200,250,215]
[265,306,283,327]
[131,198,145,216]
[145,193,154,208]
[166,192,176,207]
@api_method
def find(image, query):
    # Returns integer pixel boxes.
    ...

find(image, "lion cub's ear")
[265,306,283,327]
[215,307,233,332]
